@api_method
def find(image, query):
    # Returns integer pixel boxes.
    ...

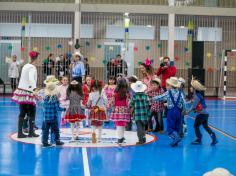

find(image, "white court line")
[82,147,91,176]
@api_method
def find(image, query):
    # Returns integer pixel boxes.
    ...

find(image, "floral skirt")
[65,114,85,123]
[12,89,36,105]
[111,106,131,122]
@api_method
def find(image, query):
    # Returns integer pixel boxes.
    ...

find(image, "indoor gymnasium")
[0,0,236,176]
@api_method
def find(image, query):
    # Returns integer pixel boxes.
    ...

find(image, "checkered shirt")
[130,92,150,121]
[43,95,64,121]
[147,88,165,113]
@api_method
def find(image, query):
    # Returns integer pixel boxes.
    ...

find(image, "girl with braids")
[87,80,107,143]
[110,78,131,144]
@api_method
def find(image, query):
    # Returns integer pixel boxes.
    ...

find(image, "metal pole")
[74,0,81,53]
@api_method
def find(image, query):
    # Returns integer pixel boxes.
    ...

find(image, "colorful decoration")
[45,46,51,51]
[157,43,162,48]
[207,67,214,73]
[187,20,193,53]
[134,47,138,52]
[124,13,130,51]
[184,61,190,66]
[145,46,151,51]
[96,44,102,49]
[230,66,236,71]
[32,47,38,52]
[21,16,26,50]
[109,46,114,51]
[102,59,108,65]
[21,47,26,52]
[74,39,81,49]
[90,56,96,62]
[184,47,189,52]
[66,52,72,59]
[207,52,212,58]
[230,52,235,57]
[57,44,62,49]
[8,45,13,50]
[174,56,180,61]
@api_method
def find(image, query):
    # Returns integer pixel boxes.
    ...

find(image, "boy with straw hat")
[153,77,186,147]
[41,75,65,147]
[186,77,218,145]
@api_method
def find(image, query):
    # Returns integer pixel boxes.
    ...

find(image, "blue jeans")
[42,119,60,144]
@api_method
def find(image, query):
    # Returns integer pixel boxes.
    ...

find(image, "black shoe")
[191,139,202,145]
[17,133,27,138]
[56,141,64,146]
[34,126,39,130]
[136,141,145,145]
[75,136,79,140]
[28,133,39,137]
[23,128,29,133]
[117,138,124,144]
[42,143,53,148]
[211,133,218,146]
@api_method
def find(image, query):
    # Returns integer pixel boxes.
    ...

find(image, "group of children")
[39,73,218,148]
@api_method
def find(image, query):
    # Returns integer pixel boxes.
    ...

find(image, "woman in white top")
[8,55,19,92]
[12,51,40,138]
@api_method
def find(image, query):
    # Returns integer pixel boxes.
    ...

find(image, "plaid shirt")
[130,92,150,121]
[43,95,64,121]
[147,88,165,113]
[153,89,186,110]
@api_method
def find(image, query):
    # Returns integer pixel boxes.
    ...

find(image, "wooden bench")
[0,78,11,94]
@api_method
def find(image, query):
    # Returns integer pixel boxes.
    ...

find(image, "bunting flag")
[124,14,130,51]
[187,20,193,53]
[21,17,26,50]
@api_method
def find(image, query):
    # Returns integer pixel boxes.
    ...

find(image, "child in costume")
[178,77,188,137]
[130,81,150,145]
[58,76,69,126]
[87,80,107,143]
[41,76,65,147]
[125,75,138,131]
[110,78,131,144]
[153,77,186,147]
[82,75,93,127]
[147,78,165,133]
[65,80,85,141]
[186,77,218,145]
[103,76,116,123]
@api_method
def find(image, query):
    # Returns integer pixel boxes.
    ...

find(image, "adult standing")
[156,56,176,89]
[8,55,20,92]
[12,51,40,138]
[140,58,157,93]
[70,52,85,84]
[43,53,55,77]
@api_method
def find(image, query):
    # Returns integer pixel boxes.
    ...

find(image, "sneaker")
[75,136,79,140]
[191,139,202,145]
[211,133,218,146]
[17,133,27,138]
[28,133,39,137]
[136,141,145,145]
[23,128,29,133]
[42,143,53,148]
[56,141,64,146]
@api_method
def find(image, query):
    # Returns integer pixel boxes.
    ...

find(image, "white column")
[74,0,81,52]
[168,13,175,61]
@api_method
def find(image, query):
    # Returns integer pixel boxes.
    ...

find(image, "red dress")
[82,84,90,106]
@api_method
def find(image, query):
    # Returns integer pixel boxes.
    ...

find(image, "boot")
[210,132,218,146]
[92,132,97,143]
[17,117,27,138]
[28,118,39,137]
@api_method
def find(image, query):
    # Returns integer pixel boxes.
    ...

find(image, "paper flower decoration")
[85,41,90,46]
[68,40,73,46]
[102,59,108,65]
[207,52,212,58]
[184,48,189,52]
[96,44,102,49]
[134,47,138,52]
[8,45,13,50]
[90,56,96,62]
[184,61,190,66]
[145,46,151,51]
[207,67,214,73]
[157,44,162,48]
[21,47,26,52]
[230,66,236,71]
[57,44,62,49]
[109,46,114,51]
[33,47,38,52]
[174,56,180,61]
[45,46,51,51]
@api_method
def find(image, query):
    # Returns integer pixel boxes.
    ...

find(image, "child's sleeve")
[55,97,65,111]
[87,93,92,107]
[153,91,168,102]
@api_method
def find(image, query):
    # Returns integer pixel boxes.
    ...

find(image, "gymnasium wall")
[0,11,236,96]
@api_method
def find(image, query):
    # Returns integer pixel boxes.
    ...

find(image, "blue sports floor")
[0,97,236,176]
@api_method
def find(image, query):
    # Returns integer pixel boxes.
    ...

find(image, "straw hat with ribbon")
[191,76,206,91]
[44,75,60,96]
[151,77,162,85]
[131,81,147,93]
[166,77,181,88]
[178,77,186,85]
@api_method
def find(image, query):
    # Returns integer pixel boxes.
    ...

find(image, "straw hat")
[44,76,60,96]
[178,77,186,84]
[73,51,81,56]
[191,76,206,91]
[131,81,147,93]
[203,168,233,176]
[166,77,180,88]
[151,77,162,85]
[44,75,60,85]
[71,80,79,85]
[130,75,138,80]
